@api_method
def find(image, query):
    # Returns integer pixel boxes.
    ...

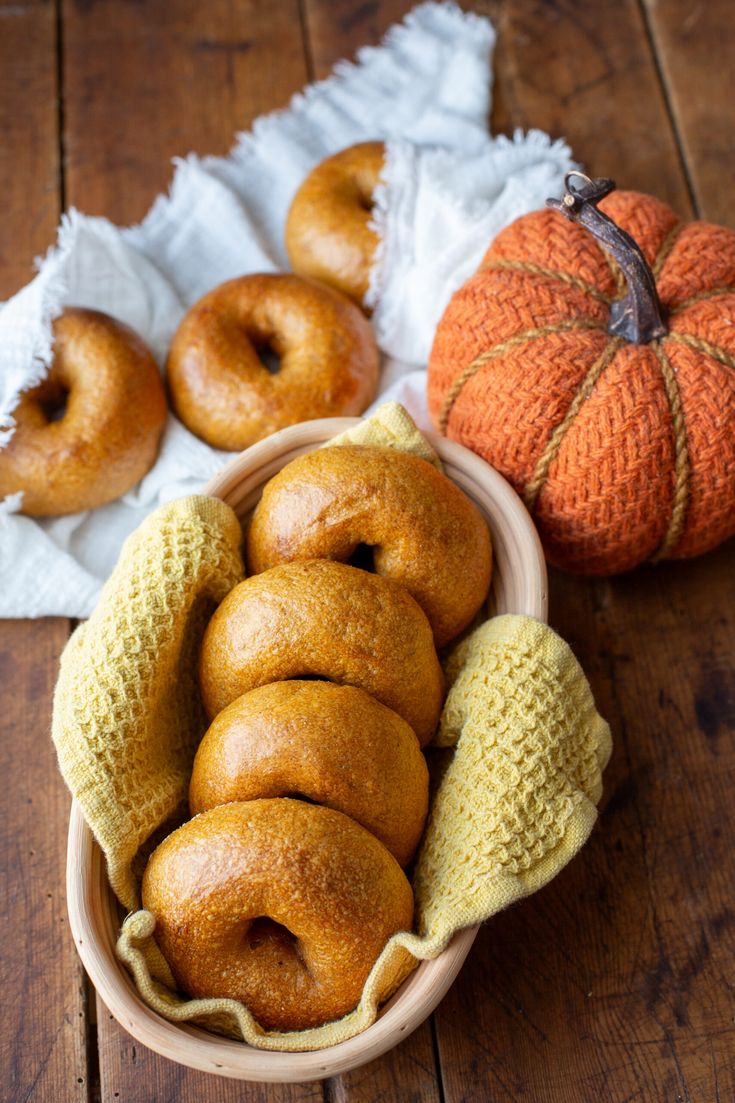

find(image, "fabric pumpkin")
[427,173,735,574]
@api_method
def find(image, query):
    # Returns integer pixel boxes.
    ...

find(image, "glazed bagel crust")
[166,273,379,451]
[0,307,167,516]
[199,560,444,745]
[285,142,385,306]
[141,799,414,1032]
[247,444,493,646]
[189,680,429,865]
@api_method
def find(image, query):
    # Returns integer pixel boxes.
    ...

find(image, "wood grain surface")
[644,0,735,224]
[0,5,86,1103]
[1,1,734,1101]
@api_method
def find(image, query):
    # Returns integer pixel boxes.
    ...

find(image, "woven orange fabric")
[427,190,735,574]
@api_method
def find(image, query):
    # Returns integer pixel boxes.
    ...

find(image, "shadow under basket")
[66,417,548,1083]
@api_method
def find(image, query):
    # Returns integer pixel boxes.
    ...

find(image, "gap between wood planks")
[636,0,699,217]
[54,0,67,214]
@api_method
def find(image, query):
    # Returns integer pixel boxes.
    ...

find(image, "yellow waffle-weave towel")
[53,495,245,911]
[52,402,611,1052]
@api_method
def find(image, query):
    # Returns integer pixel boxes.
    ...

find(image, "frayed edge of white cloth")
[366,139,401,312]
[0,237,71,444]
[369,129,577,363]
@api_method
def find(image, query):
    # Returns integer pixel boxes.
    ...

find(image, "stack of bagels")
[0,143,387,518]
[142,441,492,1031]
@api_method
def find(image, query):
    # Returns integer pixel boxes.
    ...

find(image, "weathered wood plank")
[58,0,320,1095]
[0,0,61,300]
[327,1022,442,1103]
[96,1007,324,1103]
[485,0,691,211]
[0,4,87,1102]
[62,0,309,225]
[643,0,735,226]
[304,0,410,80]
[0,620,87,1103]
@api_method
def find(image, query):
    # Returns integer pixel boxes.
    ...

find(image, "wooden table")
[2,2,734,1100]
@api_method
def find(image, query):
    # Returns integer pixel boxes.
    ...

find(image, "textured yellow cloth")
[53,496,244,910]
[327,400,442,468]
[52,402,611,1053]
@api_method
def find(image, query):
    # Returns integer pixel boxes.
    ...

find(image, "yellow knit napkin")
[327,400,442,468]
[53,495,244,910]
[52,403,611,1053]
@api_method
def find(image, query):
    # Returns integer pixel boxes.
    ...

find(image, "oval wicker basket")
[66,416,548,1082]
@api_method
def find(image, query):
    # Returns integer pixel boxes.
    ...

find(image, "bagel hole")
[39,382,70,423]
[357,190,374,214]
[282,791,317,805]
[254,341,281,375]
[348,543,376,572]
[247,916,297,954]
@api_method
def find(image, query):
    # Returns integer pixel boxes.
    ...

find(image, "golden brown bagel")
[166,273,379,450]
[189,680,429,865]
[0,307,167,516]
[247,444,492,646]
[285,142,384,307]
[199,559,444,745]
[141,799,414,1031]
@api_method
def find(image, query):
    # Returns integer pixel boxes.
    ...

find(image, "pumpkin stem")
[546,171,668,344]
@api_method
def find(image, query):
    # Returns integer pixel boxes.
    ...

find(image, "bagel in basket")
[142,799,414,1032]
[199,559,444,745]
[189,680,429,866]
[247,443,492,646]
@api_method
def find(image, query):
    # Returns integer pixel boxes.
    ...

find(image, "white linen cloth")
[0,1,573,617]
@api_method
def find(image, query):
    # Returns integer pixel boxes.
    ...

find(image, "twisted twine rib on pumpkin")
[652,222,685,278]
[650,326,735,559]
[668,330,735,371]
[648,226,734,558]
[523,337,624,511]
[669,286,735,316]
[481,259,613,305]
[437,319,606,434]
[650,340,691,561]
[519,330,694,562]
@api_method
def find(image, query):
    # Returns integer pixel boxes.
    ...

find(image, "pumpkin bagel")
[167,273,379,451]
[141,799,414,1031]
[247,443,492,646]
[189,680,429,866]
[286,142,385,307]
[199,559,444,745]
[0,307,167,516]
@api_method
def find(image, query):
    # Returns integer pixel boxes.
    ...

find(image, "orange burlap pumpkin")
[428,179,735,574]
